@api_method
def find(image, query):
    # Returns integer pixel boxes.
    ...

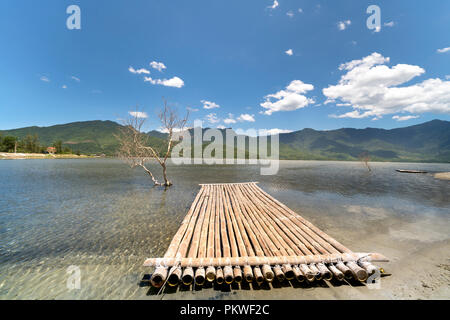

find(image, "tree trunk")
[161,163,172,187]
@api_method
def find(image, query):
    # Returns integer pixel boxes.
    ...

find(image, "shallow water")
[0,159,449,299]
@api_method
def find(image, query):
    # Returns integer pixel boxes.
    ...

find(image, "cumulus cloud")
[437,47,450,53]
[150,61,167,72]
[392,115,419,121]
[128,66,150,74]
[201,100,220,109]
[62,85,67,89]
[268,0,279,9]
[258,128,293,136]
[205,113,220,124]
[144,76,184,88]
[338,20,351,31]
[298,8,303,13]
[71,76,81,82]
[237,114,255,122]
[224,113,237,124]
[285,49,293,56]
[260,80,315,115]
[129,111,148,118]
[323,52,450,119]
[40,76,50,82]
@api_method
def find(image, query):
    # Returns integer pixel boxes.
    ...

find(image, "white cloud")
[392,115,419,121]
[338,20,351,31]
[224,113,237,124]
[258,128,293,136]
[40,76,50,82]
[260,80,315,115]
[384,21,395,27]
[217,125,226,129]
[128,111,148,118]
[144,76,184,88]
[201,100,220,109]
[128,66,150,74]
[446,75,450,80]
[205,113,220,124]
[237,114,255,122]
[323,52,450,119]
[62,85,67,89]
[298,8,303,13]
[268,0,279,9]
[71,76,81,82]
[187,107,199,112]
[150,61,167,71]
[437,47,450,53]
[285,49,293,56]
[286,10,294,18]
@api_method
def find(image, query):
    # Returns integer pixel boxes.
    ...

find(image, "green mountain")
[277,119,450,162]
[1,120,121,154]
[1,119,449,162]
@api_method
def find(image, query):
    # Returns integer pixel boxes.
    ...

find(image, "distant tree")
[115,100,189,187]
[0,135,17,152]
[22,134,40,153]
[52,140,63,154]
[359,152,372,172]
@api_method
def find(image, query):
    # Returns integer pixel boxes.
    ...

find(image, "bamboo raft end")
[145,182,389,289]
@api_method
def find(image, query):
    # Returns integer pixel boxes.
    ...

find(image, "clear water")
[0,159,449,299]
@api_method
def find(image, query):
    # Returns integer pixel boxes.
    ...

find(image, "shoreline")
[0,152,97,160]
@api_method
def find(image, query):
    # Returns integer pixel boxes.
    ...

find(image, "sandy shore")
[434,172,450,180]
[0,152,94,160]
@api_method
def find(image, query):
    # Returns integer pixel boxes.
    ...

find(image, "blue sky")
[0,0,449,133]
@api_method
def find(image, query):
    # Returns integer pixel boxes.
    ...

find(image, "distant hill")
[1,119,449,162]
[277,119,450,162]
[0,120,122,154]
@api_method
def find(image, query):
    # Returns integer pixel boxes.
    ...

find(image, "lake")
[1,159,449,299]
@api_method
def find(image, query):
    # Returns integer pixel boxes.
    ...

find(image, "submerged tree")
[116,100,189,187]
[359,152,372,172]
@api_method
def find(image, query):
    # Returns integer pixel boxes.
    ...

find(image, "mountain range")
[1,119,449,162]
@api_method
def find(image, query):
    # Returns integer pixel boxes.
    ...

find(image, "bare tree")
[359,152,372,172]
[115,100,189,187]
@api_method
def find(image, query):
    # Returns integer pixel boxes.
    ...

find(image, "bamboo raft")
[144,182,388,288]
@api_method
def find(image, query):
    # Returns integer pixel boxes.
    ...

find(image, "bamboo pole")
[205,185,217,282]
[221,186,243,283]
[143,252,388,268]
[151,186,205,287]
[251,183,351,253]
[230,184,278,282]
[224,185,262,283]
[239,184,310,281]
[217,185,233,284]
[224,184,269,283]
[248,183,360,281]
[195,183,215,285]
[182,185,210,285]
